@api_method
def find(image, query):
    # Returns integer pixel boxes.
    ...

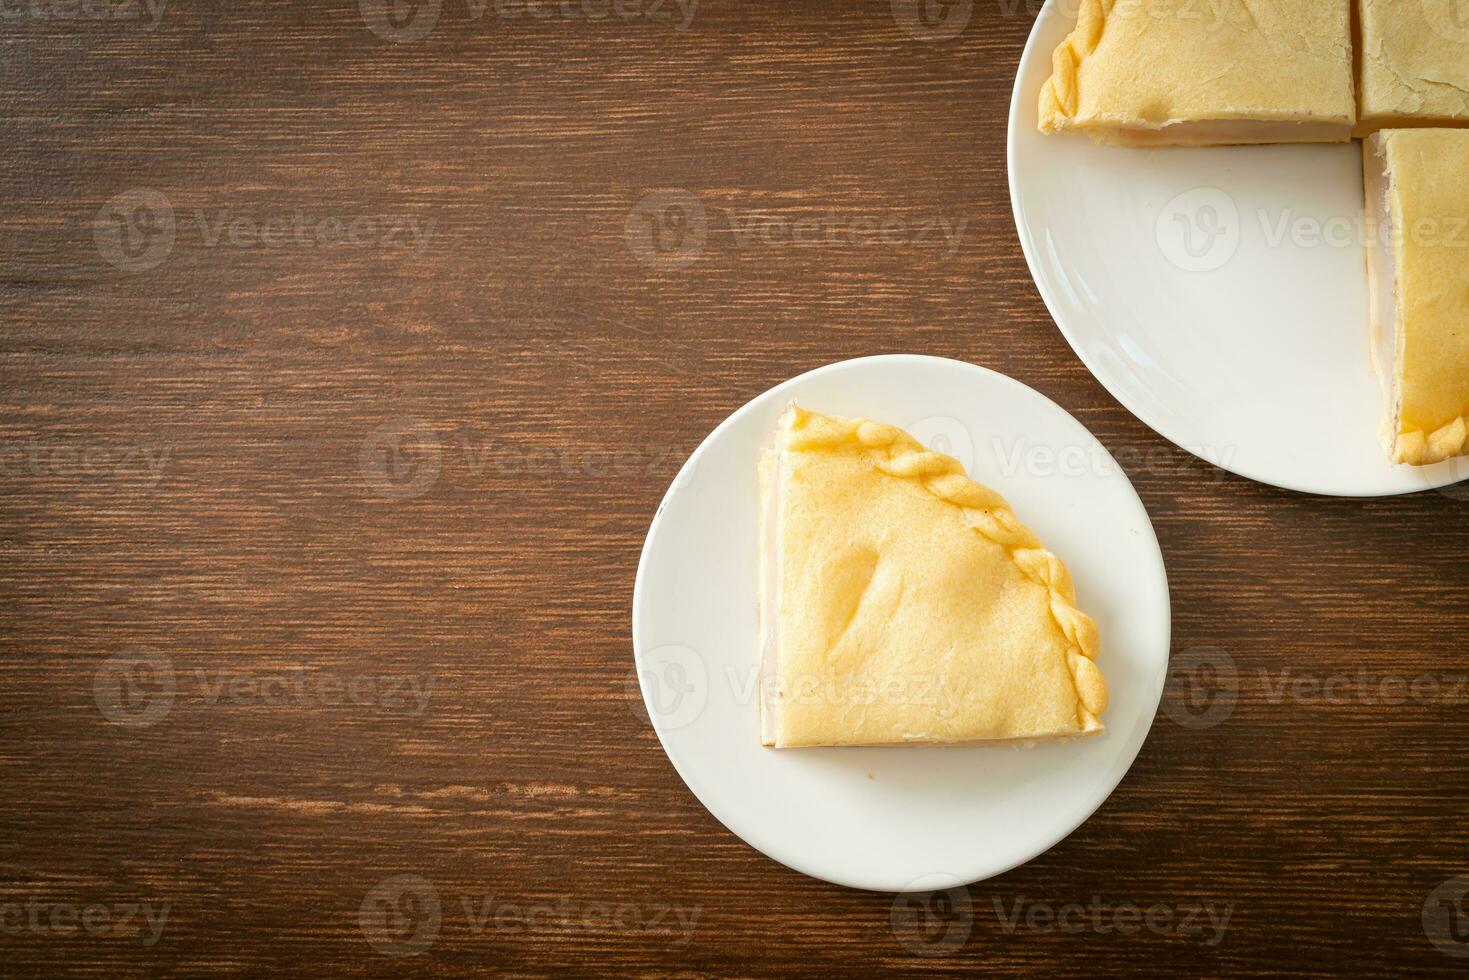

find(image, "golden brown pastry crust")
[1038,0,1356,146]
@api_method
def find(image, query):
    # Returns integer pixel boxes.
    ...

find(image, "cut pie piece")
[1358,0,1469,134]
[1363,130,1469,465]
[1037,0,1355,146]
[758,405,1106,748]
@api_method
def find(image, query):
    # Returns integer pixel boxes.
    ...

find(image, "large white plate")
[1008,1,1467,496]
[631,355,1170,892]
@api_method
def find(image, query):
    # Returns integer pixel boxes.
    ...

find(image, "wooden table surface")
[3,0,1468,975]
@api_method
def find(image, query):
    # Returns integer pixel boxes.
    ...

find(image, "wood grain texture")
[2,0,1467,975]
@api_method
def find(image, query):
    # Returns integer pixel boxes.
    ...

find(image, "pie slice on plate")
[758,405,1107,748]
[1364,130,1469,465]
[1037,0,1355,146]
[1358,0,1469,134]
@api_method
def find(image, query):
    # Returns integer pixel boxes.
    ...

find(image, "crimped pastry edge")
[1395,416,1469,465]
[1037,0,1113,133]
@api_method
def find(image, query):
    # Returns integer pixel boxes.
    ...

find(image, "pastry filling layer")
[1364,135,1403,451]
[1082,119,1352,147]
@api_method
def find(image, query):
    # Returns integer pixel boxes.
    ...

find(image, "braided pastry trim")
[786,407,1107,731]
[1395,415,1469,466]
[1037,0,1115,133]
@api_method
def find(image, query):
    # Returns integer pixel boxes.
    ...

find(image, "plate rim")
[630,352,1172,892]
[1005,1,1466,498]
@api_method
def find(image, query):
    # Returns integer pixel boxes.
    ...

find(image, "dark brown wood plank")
[1,0,1466,975]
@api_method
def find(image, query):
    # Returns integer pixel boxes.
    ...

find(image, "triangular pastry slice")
[1037,0,1355,147]
[758,406,1106,748]
[1364,130,1469,465]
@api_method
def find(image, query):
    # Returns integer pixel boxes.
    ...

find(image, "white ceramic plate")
[631,355,1170,892]
[1008,2,1468,496]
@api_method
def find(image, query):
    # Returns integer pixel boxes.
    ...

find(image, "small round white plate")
[1008,2,1468,496]
[631,355,1170,892]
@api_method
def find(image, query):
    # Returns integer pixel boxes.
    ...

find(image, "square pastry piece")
[1038,0,1355,146]
[758,406,1107,748]
[1359,0,1469,132]
[1365,130,1469,465]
